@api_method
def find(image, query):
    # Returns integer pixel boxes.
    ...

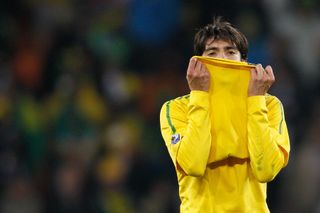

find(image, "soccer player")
[159,17,290,212]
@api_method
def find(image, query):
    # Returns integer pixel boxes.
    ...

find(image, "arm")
[247,64,290,182]
[247,96,290,182]
[160,91,211,177]
[160,57,211,177]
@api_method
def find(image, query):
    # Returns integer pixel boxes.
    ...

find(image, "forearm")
[247,96,288,182]
[176,91,211,176]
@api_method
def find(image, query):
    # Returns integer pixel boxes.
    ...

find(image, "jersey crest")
[171,133,181,144]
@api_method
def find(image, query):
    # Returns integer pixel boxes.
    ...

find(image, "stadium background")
[0,0,320,212]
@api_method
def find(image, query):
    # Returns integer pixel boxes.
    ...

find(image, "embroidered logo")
[171,133,181,144]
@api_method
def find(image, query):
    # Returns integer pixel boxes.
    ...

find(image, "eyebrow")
[204,46,238,52]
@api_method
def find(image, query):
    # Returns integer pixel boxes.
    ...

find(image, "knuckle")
[187,73,193,79]
[256,64,263,70]
[252,77,258,82]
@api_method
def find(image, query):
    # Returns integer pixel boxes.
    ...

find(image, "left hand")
[248,64,275,96]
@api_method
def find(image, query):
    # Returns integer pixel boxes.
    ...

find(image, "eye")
[208,52,216,56]
[228,50,236,55]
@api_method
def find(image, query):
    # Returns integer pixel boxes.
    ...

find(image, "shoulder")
[265,94,283,108]
[265,94,285,117]
[161,94,190,109]
[160,94,190,117]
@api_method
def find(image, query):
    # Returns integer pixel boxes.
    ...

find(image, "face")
[202,39,242,61]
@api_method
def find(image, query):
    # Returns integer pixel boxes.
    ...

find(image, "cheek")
[229,54,241,61]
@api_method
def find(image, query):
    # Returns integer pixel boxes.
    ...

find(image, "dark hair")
[194,17,248,60]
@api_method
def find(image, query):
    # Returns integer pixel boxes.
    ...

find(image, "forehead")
[205,38,236,48]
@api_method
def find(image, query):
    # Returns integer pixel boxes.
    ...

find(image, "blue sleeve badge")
[171,133,181,144]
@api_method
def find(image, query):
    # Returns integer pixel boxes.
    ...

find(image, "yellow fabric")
[159,57,290,212]
[194,56,255,163]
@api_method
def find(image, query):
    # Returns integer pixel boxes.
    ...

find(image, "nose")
[216,52,227,59]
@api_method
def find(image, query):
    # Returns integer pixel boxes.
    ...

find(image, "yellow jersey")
[159,57,290,213]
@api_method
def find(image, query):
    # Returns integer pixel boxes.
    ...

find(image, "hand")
[186,58,210,91]
[248,64,275,96]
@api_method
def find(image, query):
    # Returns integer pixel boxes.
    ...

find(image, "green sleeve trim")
[176,94,190,100]
[166,101,176,134]
[279,102,284,134]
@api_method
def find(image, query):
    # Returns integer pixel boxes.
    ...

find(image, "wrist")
[189,90,210,109]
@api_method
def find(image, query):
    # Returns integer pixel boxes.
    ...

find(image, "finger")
[194,58,202,73]
[188,58,197,72]
[265,65,275,82]
[250,68,256,78]
[255,64,264,80]
[187,58,197,78]
[199,61,208,74]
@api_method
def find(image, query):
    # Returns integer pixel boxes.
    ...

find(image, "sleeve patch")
[171,133,181,144]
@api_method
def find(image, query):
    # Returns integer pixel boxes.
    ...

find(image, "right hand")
[186,58,210,91]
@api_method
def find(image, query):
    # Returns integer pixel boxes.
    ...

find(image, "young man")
[159,17,290,212]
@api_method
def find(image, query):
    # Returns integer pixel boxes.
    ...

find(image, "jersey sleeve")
[247,95,290,182]
[160,91,212,177]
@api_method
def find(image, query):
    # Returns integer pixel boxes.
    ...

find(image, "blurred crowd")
[0,0,320,212]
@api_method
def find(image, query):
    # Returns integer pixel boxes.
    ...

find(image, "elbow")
[254,170,276,183]
[250,153,285,183]
[179,160,206,177]
[184,166,206,177]
[254,159,285,183]
[251,162,280,183]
